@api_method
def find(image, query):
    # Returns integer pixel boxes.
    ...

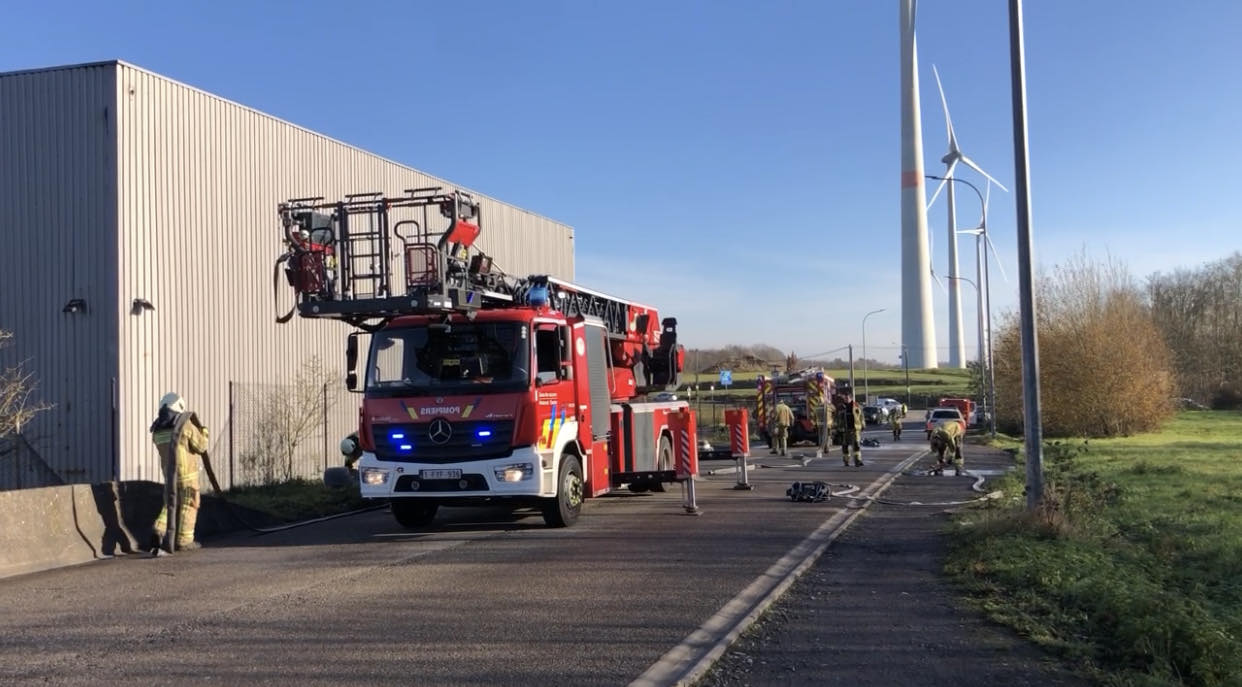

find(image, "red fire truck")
[276,188,696,529]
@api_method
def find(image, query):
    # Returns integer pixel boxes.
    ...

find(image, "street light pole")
[861,308,886,403]
[929,174,997,436]
[1010,0,1043,510]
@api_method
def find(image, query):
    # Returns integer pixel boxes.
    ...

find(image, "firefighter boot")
[853,455,865,467]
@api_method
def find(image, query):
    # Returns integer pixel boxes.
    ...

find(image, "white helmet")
[339,435,358,456]
[159,392,186,414]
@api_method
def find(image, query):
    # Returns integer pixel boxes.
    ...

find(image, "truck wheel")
[650,435,673,493]
[391,500,438,529]
[542,455,583,527]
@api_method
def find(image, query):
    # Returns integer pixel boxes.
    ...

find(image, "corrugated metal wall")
[0,63,119,488]
[113,62,574,484]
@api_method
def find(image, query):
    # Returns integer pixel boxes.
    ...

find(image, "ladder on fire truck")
[275,189,680,386]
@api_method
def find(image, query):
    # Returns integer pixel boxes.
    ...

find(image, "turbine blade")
[980,182,992,228]
[932,65,957,149]
[931,268,947,294]
[959,155,1009,193]
[925,159,958,210]
[983,230,1010,283]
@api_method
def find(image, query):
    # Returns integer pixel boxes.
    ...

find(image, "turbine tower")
[899,0,937,369]
[927,67,1009,369]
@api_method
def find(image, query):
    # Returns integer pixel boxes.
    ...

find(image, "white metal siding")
[113,63,574,483]
[0,64,119,487]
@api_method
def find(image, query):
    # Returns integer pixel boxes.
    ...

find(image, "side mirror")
[346,333,359,369]
[346,333,360,391]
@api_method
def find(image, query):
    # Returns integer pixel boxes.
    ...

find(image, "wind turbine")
[926,65,1008,369]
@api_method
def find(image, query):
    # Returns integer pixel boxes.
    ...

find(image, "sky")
[2,0,1240,365]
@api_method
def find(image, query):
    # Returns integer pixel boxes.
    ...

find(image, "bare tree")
[1148,252,1242,407]
[0,330,52,439]
[240,356,339,483]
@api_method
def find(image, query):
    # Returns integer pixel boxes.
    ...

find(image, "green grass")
[224,478,369,523]
[947,411,1242,686]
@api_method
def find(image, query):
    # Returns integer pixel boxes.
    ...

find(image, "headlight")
[494,463,534,482]
[361,468,390,486]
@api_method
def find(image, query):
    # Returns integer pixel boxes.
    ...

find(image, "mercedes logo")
[428,418,453,445]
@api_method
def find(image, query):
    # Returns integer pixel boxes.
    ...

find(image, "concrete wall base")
[0,481,275,581]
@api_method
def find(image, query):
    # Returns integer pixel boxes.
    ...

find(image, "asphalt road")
[0,427,987,686]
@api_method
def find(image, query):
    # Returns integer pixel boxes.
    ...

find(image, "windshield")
[366,322,530,394]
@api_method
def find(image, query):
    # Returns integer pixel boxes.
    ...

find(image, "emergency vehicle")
[274,188,697,529]
[754,369,835,447]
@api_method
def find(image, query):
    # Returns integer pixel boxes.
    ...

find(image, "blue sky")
[3,1,1239,364]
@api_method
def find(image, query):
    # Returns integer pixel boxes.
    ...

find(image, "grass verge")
[224,478,370,523]
[946,411,1242,686]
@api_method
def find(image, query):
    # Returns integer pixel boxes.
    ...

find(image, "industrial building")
[0,60,575,490]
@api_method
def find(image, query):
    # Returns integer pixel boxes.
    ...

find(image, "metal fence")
[223,380,358,489]
[0,432,65,490]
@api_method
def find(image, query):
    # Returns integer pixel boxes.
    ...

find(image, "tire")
[391,500,438,529]
[650,435,673,493]
[542,454,583,528]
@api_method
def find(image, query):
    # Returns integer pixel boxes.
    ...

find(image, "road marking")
[630,448,928,687]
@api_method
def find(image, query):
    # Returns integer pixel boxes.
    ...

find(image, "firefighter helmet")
[158,392,186,414]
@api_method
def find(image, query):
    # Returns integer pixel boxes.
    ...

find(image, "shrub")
[994,253,1175,438]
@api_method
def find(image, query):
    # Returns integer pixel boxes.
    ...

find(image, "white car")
[924,407,966,438]
[877,398,903,415]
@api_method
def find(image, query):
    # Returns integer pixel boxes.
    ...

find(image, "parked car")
[652,391,678,402]
[876,397,904,416]
[863,403,888,425]
[924,406,966,439]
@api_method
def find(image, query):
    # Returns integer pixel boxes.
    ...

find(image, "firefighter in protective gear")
[929,421,965,475]
[814,400,834,454]
[890,410,903,441]
[772,401,794,457]
[838,395,864,466]
[150,393,210,555]
[340,433,363,471]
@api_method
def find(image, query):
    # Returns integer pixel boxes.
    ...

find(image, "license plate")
[420,469,462,480]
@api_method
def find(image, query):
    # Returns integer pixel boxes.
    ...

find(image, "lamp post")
[861,308,886,403]
[928,174,998,439]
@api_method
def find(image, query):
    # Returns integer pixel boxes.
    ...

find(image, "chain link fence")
[0,432,65,490]
[223,380,357,489]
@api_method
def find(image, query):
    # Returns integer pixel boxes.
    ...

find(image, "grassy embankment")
[224,479,369,523]
[946,411,1242,687]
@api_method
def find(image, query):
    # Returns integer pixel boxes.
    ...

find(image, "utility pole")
[1009,0,1043,511]
[848,344,855,396]
[902,345,910,405]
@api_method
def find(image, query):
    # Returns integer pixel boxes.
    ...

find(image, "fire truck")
[275,188,696,529]
[754,369,835,448]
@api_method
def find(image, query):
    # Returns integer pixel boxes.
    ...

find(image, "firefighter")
[340,432,363,471]
[839,394,864,467]
[900,402,908,419]
[149,393,210,555]
[890,410,903,441]
[814,400,833,455]
[929,421,965,476]
[772,400,794,457]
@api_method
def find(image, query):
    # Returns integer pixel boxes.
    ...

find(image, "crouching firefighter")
[928,421,965,476]
[149,393,210,555]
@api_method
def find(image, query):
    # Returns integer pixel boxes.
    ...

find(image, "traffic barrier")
[670,408,700,515]
[0,480,273,581]
[724,408,754,491]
